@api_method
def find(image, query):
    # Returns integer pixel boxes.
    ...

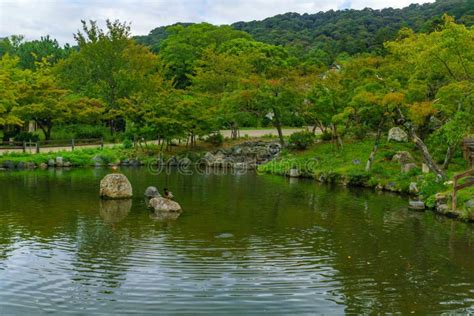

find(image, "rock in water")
[409,182,419,195]
[388,127,408,142]
[149,197,182,212]
[144,186,161,199]
[288,168,301,178]
[99,173,133,199]
[409,200,425,210]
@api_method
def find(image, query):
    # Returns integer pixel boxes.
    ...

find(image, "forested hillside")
[136,0,474,60]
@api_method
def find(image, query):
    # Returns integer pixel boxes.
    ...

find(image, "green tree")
[57,20,160,134]
[159,23,251,88]
[0,55,27,139]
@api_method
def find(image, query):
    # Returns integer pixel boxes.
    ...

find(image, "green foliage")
[122,139,133,149]
[419,173,447,200]
[136,0,474,64]
[320,130,333,141]
[13,132,40,142]
[288,131,315,150]
[159,23,251,88]
[205,133,224,146]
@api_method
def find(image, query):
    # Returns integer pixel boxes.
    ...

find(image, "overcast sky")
[0,0,434,44]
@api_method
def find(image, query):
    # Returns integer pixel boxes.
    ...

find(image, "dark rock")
[27,162,36,169]
[3,160,15,169]
[16,161,26,169]
[352,159,361,165]
[144,186,161,199]
[55,157,63,167]
[129,159,141,167]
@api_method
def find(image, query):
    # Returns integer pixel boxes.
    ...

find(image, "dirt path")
[0,128,314,155]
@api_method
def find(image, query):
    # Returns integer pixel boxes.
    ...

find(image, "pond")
[0,168,473,314]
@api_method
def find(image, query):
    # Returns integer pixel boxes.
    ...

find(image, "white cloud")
[0,0,435,45]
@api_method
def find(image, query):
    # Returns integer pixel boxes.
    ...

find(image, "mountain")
[135,0,474,57]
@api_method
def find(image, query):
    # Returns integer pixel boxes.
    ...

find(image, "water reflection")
[100,199,132,224]
[0,168,472,314]
[150,211,181,221]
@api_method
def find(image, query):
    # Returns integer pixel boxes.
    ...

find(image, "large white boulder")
[99,173,133,199]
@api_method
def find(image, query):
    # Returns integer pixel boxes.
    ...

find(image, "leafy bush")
[205,133,224,146]
[419,173,446,199]
[347,171,370,186]
[74,125,107,139]
[320,130,333,141]
[122,139,133,149]
[289,131,315,150]
[14,132,40,142]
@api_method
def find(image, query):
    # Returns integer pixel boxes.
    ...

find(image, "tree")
[57,19,160,134]
[0,55,27,139]
[159,23,251,88]
[384,15,474,177]
[255,72,305,146]
[307,68,347,148]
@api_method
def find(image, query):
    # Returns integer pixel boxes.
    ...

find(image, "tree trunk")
[272,108,285,146]
[313,119,325,134]
[396,107,445,179]
[332,124,343,149]
[365,125,383,172]
[37,121,52,141]
[442,145,455,170]
[412,133,446,178]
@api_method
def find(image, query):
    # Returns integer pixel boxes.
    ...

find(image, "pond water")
[0,168,473,314]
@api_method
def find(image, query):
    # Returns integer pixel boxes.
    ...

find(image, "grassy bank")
[258,139,474,221]
[0,143,207,168]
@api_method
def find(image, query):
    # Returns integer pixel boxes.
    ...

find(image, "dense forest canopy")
[135,0,474,61]
[0,1,473,178]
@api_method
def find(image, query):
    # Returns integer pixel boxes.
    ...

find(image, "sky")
[0,0,435,44]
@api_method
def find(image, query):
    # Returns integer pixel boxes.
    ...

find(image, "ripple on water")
[1,170,473,314]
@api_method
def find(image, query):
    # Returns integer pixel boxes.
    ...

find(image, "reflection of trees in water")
[1,169,473,312]
[72,203,134,291]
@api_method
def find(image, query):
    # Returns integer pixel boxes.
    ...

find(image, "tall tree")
[57,20,160,134]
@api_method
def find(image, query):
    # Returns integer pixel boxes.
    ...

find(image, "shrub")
[320,130,333,141]
[347,171,370,186]
[122,139,133,149]
[74,125,107,139]
[288,131,315,150]
[205,133,224,146]
[14,132,40,142]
